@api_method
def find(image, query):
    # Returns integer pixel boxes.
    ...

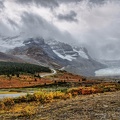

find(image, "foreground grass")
[0,82,120,119]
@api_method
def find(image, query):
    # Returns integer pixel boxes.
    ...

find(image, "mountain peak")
[23,37,45,46]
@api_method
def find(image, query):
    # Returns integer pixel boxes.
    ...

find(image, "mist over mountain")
[7,37,105,76]
[0,0,120,76]
[0,0,120,60]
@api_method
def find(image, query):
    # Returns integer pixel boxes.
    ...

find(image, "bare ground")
[2,91,119,120]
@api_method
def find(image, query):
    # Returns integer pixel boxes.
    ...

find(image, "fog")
[0,0,120,60]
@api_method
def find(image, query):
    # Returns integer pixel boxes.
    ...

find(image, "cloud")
[57,10,78,22]
[15,0,107,8]
[7,18,19,29]
[58,0,108,6]
[19,12,75,44]
[89,0,106,4]
[57,0,83,4]
[76,1,120,60]
[15,0,59,8]
[1,0,120,60]
[0,1,5,10]
[0,21,14,36]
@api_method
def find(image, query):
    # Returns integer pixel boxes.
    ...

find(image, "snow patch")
[73,49,89,59]
[53,50,76,61]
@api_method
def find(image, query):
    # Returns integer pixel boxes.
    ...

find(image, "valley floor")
[1,91,120,120]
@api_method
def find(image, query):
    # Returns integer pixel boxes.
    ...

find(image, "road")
[40,69,57,77]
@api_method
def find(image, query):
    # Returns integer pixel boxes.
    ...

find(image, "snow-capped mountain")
[45,39,105,76]
[46,39,90,61]
[7,37,105,76]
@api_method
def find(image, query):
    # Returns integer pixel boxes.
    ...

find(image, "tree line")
[0,61,51,75]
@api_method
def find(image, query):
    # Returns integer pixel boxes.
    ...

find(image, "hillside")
[0,52,24,63]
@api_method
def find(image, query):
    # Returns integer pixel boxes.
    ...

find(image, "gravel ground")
[34,91,120,120]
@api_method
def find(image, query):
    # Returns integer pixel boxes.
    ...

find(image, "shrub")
[0,101,5,110]
[33,91,53,103]
[67,87,82,96]
[53,91,65,99]
[63,93,72,100]
[81,88,92,95]
[103,87,111,92]
[3,98,14,106]
[15,95,27,103]
[44,92,54,103]
[33,92,44,102]
[20,105,36,117]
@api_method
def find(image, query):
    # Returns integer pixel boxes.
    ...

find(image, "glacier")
[95,67,120,76]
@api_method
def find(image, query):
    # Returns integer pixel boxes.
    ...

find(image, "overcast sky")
[0,0,120,60]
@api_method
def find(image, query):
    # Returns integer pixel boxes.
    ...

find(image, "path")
[40,69,57,77]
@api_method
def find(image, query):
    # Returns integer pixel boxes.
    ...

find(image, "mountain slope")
[46,39,106,76]
[7,37,106,76]
[8,38,69,68]
[0,52,24,63]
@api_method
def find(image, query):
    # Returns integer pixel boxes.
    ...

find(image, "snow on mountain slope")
[73,48,89,59]
[53,50,76,61]
[46,39,89,61]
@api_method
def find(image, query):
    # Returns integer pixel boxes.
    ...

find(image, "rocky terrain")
[34,91,120,120]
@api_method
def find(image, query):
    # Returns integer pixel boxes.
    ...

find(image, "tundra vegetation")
[0,82,120,118]
[0,64,120,119]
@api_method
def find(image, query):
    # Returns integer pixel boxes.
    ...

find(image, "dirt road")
[40,69,57,78]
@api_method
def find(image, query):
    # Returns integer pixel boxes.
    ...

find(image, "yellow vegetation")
[0,82,119,117]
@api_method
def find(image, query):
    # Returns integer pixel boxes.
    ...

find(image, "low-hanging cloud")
[19,12,76,44]
[16,0,59,8]
[0,0,120,60]
[57,11,78,22]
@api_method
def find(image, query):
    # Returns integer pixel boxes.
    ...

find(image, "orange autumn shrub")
[81,87,101,95]
[67,87,82,96]
[81,88,92,95]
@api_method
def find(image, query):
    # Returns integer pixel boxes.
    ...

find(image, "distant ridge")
[0,52,24,63]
